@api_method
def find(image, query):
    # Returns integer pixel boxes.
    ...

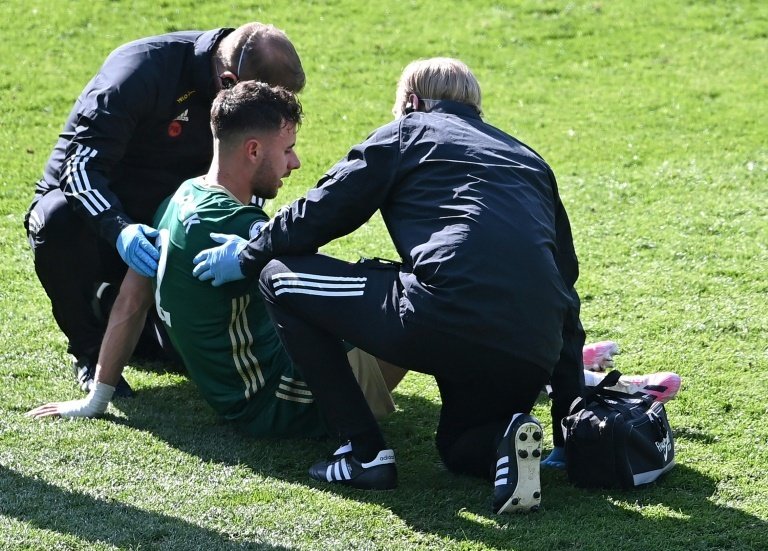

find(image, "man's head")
[210,81,302,200]
[392,57,482,118]
[215,22,305,93]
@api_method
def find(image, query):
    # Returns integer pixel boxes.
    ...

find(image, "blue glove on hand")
[116,224,160,278]
[192,233,248,287]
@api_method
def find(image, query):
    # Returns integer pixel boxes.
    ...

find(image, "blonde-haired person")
[392,57,482,117]
[193,57,585,514]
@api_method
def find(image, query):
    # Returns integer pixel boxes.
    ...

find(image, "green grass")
[1,0,767,549]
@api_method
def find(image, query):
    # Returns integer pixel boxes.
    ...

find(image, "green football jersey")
[152,177,325,438]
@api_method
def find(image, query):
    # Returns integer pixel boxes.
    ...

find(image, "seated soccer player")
[27,81,403,435]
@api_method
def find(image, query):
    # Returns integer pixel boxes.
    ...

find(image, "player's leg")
[433,355,548,514]
[259,255,402,489]
[238,347,399,439]
[347,348,397,420]
[374,358,408,392]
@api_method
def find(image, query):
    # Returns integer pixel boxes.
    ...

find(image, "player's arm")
[542,168,586,465]
[27,270,153,419]
[233,123,404,278]
[95,269,154,386]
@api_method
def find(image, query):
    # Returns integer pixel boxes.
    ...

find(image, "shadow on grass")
[0,465,293,550]
[105,378,768,550]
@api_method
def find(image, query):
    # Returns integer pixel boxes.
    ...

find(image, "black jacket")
[34,28,232,245]
[243,100,585,377]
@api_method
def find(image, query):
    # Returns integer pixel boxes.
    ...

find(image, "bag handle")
[597,370,622,389]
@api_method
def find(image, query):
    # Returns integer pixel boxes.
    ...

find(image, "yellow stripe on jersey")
[234,295,266,389]
[228,295,265,399]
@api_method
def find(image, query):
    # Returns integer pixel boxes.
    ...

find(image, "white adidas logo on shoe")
[310,448,398,490]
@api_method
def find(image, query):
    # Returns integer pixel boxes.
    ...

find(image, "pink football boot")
[582,340,620,371]
[612,372,682,404]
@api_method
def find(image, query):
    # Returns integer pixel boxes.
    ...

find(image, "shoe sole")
[496,421,542,514]
[345,468,397,490]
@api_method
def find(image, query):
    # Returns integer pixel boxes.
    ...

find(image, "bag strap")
[596,370,622,389]
[569,370,655,415]
[568,372,620,414]
[575,370,622,409]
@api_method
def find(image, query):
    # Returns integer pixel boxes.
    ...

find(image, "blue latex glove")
[541,446,566,469]
[116,224,160,277]
[192,233,247,287]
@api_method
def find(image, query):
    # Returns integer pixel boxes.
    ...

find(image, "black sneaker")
[493,414,543,514]
[112,376,134,398]
[90,282,116,323]
[308,448,398,490]
[71,357,134,398]
[73,357,95,393]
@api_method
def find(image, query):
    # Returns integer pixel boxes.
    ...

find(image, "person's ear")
[219,70,238,90]
[246,138,260,161]
[405,93,420,114]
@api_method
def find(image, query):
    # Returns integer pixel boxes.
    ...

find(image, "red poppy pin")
[168,120,183,138]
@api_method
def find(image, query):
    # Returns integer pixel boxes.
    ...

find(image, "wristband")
[58,381,116,418]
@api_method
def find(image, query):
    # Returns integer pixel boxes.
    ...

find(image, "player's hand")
[192,233,247,287]
[27,401,80,419]
[116,224,160,277]
[26,382,115,419]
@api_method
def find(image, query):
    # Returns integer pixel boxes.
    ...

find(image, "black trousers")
[259,255,549,479]
[25,188,172,364]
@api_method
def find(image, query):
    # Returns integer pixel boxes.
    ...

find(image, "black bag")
[562,371,675,489]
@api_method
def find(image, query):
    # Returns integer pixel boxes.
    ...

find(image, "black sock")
[349,429,387,463]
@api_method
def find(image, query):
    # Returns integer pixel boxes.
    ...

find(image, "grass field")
[1,0,767,549]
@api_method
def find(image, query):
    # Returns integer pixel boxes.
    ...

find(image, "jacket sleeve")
[239,122,402,277]
[546,168,586,446]
[60,50,159,246]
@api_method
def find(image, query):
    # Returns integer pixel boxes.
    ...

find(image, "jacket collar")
[427,100,482,120]
[194,27,234,101]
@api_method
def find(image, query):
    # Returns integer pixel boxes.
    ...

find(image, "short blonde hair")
[392,57,482,118]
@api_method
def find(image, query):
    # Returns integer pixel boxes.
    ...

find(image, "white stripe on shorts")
[271,271,366,297]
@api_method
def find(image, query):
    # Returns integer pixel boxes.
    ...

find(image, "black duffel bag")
[562,370,675,489]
